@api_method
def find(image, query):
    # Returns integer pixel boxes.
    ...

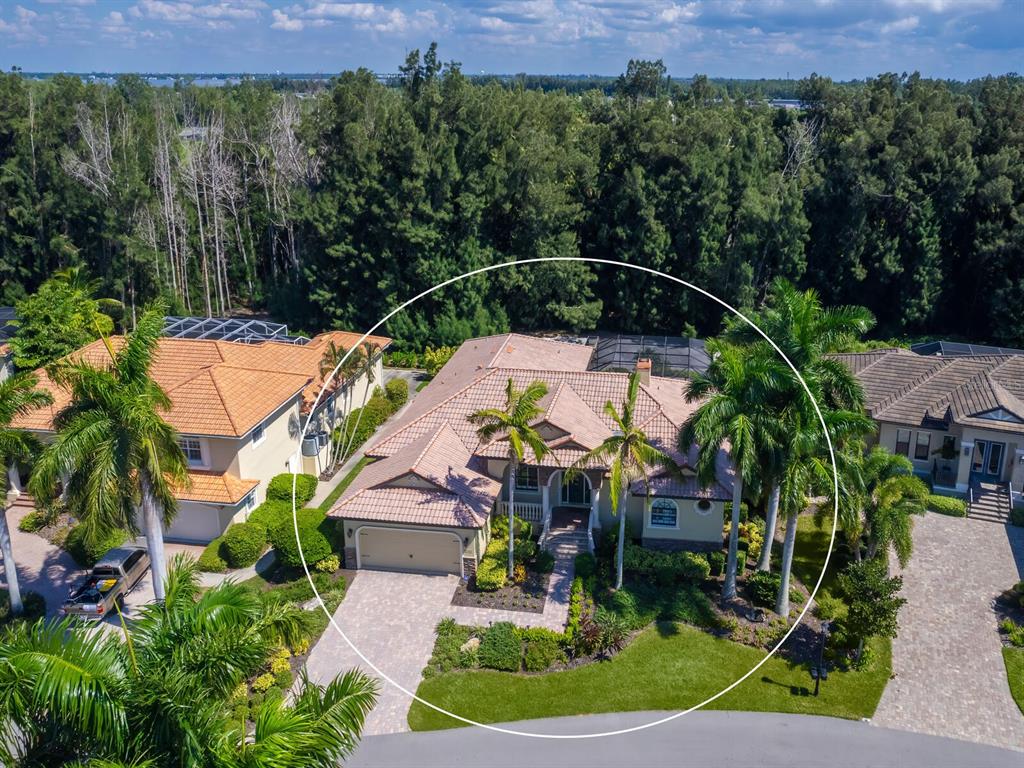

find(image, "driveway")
[872,512,1024,750]
[301,570,459,735]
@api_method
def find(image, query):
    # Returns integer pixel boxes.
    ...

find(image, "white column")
[541,481,551,541]
[590,483,601,531]
[7,464,22,497]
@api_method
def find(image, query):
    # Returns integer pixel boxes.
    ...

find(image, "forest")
[0,47,1021,351]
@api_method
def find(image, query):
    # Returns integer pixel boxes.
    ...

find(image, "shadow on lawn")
[760,675,812,697]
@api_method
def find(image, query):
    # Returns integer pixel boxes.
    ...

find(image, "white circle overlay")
[292,256,840,739]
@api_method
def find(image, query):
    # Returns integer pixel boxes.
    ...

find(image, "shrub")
[574,552,596,580]
[0,589,46,626]
[384,378,409,410]
[270,509,332,568]
[594,608,630,654]
[17,511,46,533]
[478,622,521,671]
[267,473,319,506]
[736,549,747,573]
[513,538,537,564]
[314,554,341,573]
[621,545,710,584]
[336,389,396,460]
[222,522,268,568]
[197,537,228,573]
[475,538,508,591]
[534,550,555,574]
[523,635,565,671]
[274,668,293,689]
[1012,504,1024,528]
[422,345,457,376]
[927,494,967,517]
[566,576,584,644]
[64,525,129,567]
[491,514,532,541]
[746,571,779,608]
[269,648,291,675]
[427,619,478,673]
[814,595,844,621]
[708,550,725,577]
[251,673,276,694]
[247,500,294,531]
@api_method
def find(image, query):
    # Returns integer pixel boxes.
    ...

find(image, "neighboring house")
[327,333,733,578]
[836,349,1024,498]
[11,330,390,543]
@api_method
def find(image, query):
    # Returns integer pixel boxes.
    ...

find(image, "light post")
[810,620,832,696]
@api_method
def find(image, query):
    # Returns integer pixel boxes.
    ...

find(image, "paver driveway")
[873,512,1024,750]
[302,570,459,735]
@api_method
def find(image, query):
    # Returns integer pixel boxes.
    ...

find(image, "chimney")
[636,357,652,386]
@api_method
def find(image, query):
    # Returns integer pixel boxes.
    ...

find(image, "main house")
[327,333,733,578]
[836,348,1024,502]
[11,329,390,543]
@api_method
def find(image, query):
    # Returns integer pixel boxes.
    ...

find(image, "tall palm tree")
[338,341,381,465]
[722,278,873,573]
[680,344,782,600]
[0,555,377,767]
[0,374,53,615]
[470,377,551,579]
[569,371,677,590]
[317,340,359,472]
[29,304,187,602]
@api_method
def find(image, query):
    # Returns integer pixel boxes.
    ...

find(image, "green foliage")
[477,622,521,672]
[425,619,478,675]
[266,473,319,506]
[814,595,846,622]
[574,552,597,580]
[64,525,129,567]
[927,494,967,517]
[384,378,409,410]
[836,560,906,650]
[422,346,457,376]
[620,545,711,585]
[335,389,397,461]
[599,582,716,630]
[269,509,333,568]
[197,537,228,573]
[745,570,804,610]
[523,634,566,672]
[314,554,341,573]
[566,576,585,645]
[534,550,555,574]
[474,538,508,591]
[0,589,46,626]
[247,500,294,531]
[490,514,532,541]
[708,550,726,577]
[221,522,268,568]
[17,511,47,532]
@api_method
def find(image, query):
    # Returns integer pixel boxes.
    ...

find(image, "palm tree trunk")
[507,457,517,580]
[615,495,627,590]
[0,503,23,615]
[340,370,374,462]
[757,483,781,572]
[140,473,168,602]
[775,511,799,618]
[723,476,743,600]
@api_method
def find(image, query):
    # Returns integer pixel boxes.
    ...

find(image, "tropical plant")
[569,371,678,590]
[470,377,550,579]
[836,559,906,659]
[722,277,874,574]
[337,342,381,466]
[28,304,188,601]
[680,344,782,599]
[317,339,359,471]
[0,555,377,767]
[0,374,53,616]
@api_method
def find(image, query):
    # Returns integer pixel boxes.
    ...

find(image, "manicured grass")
[410,513,891,730]
[1003,648,1024,716]
[791,513,847,603]
[409,624,891,730]
[416,379,430,392]
[317,456,373,513]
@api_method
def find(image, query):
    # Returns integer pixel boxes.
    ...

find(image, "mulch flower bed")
[451,570,551,614]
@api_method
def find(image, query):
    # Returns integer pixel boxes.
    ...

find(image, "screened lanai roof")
[163,316,309,345]
[582,333,710,377]
[911,340,1024,358]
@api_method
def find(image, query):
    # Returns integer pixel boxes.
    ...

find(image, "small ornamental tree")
[837,560,906,659]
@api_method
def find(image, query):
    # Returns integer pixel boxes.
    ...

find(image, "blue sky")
[1,1,1021,79]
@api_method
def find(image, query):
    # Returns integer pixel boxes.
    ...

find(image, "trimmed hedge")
[927,494,967,517]
[384,378,409,410]
[478,621,521,671]
[65,525,129,567]
[247,500,293,531]
[269,509,333,567]
[621,544,711,585]
[222,522,268,568]
[475,538,508,591]
[198,537,228,573]
[267,473,318,506]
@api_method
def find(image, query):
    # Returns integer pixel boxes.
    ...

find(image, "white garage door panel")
[357,527,462,575]
[163,505,224,543]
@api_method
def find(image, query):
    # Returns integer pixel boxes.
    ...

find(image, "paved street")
[873,512,1024,750]
[348,710,1019,768]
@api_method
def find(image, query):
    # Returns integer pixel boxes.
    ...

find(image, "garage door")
[357,527,462,575]
[162,504,225,543]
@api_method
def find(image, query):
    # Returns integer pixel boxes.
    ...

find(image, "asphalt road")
[347,711,1021,768]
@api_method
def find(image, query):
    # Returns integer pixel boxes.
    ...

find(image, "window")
[515,465,539,490]
[895,429,911,457]
[696,499,713,515]
[178,437,203,467]
[242,491,257,514]
[914,432,931,460]
[650,498,678,528]
[251,421,266,447]
[123,550,144,570]
[977,408,1023,423]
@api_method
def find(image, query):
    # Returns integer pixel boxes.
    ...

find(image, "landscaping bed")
[451,570,550,613]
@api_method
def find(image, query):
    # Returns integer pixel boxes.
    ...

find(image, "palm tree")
[569,371,677,590]
[337,341,381,466]
[469,377,551,579]
[29,304,188,602]
[317,340,359,472]
[722,278,874,573]
[680,344,782,600]
[0,374,53,615]
[0,555,377,767]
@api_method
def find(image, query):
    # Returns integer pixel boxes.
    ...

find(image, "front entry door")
[561,473,591,505]
[971,440,1006,480]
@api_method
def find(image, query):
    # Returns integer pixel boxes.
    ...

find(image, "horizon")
[1,1,1021,81]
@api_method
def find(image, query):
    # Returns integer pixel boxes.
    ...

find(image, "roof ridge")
[484,332,516,370]
[205,367,242,435]
[410,423,459,473]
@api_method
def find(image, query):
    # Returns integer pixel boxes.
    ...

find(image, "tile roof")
[13,330,391,437]
[838,350,1024,435]
[175,470,259,504]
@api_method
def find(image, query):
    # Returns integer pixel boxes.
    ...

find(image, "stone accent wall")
[462,556,477,579]
[343,546,358,569]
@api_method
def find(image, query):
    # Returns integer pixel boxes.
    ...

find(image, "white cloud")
[130,0,266,25]
[881,15,920,33]
[886,0,1000,11]
[660,2,699,24]
[283,2,438,34]
[271,8,304,30]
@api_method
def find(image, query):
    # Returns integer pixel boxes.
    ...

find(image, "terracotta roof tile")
[175,470,259,504]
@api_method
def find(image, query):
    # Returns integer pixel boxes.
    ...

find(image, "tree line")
[1,49,1021,351]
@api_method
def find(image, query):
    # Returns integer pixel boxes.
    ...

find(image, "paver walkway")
[873,512,1024,750]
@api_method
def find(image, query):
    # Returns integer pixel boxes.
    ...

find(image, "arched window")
[650,498,678,528]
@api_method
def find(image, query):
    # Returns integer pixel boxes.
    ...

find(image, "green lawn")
[1003,648,1024,716]
[416,379,431,392]
[317,455,373,513]
[409,513,891,730]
